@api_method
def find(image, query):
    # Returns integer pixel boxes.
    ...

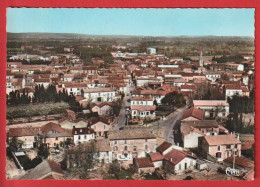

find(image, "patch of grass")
[115,170,133,180]
[144,173,162,180]
[103,175,117,180]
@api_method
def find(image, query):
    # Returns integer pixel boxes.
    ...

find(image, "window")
[146,112,149,115]
[84,135,87,139]
[133,146,137,151]
[124,140,127,144]
[145,145,148,150]
[113,146,118,151]
[78,136,81,140]
[145,139,148,142]
[54,143,56,146]
[218,146,220,151]
[114,140,118,145]
[179,164,182,170]
[226,145,231,149]
[235,144,238,149]
[216,152,222,158]
[104,125,106,130]
[56,137,58,140]
[124,146,128,151]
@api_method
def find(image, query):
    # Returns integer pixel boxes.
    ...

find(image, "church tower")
[199,50,204,67]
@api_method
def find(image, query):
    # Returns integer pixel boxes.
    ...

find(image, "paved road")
[113,93,132,130]
[162,107,186,144]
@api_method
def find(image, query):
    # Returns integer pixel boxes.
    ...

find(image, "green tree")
[161,92,185,108]
[108,160,121,176]
[38,143,49,159]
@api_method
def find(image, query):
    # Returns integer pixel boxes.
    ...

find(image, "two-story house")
[72,127,95,145]
[108,129,157,162]
[193,100,230,118]
[83,88,116,102]
[198,134,242,162]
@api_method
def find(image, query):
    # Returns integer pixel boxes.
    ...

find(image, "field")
[7,102,69,119]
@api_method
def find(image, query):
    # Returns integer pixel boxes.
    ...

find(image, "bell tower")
[199,50,204,67]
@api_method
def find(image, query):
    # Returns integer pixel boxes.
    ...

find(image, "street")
[113,87,133,130]
[162,107,185,144]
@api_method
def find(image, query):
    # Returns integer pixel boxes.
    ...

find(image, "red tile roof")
[91,102,115,108]
[164,149,196,165]
[131,105,156,112]
[181,85,196,90]
[72,127,95,135]
[20,160,63,179]
[82,66,97,70]
[34,78,50,83]
[224,156,254,168]
[225,85,242,90]
[181,107,204,121]
[193,100,229,107]
[241,140,254,150]
[149,152,164,162]
[41,122,64,134]
[156,142,172,154]
[88,117,112,125]
[8,127,40,137]
[203,135,241,146]
[135,157,154,168]
[131,97,153,101]
[48,160,64,174]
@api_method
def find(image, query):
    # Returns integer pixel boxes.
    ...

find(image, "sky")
[7,8,255,37]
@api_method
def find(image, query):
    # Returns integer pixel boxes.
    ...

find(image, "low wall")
[6,114,64,125]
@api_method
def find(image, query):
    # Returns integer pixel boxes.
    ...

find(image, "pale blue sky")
[7,8,255,37]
